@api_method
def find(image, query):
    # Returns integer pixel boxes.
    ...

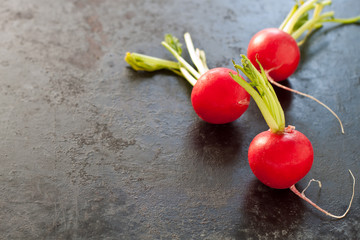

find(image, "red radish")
[231,55,355,218]
[248,126,313,189]
[191,68,250,124]
[247,28,300,82]
[247,0,360,82]
[125,33,250,124]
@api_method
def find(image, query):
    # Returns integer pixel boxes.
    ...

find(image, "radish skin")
[191,68,250,124]
[248,128,313,189]
[247,28,300,82]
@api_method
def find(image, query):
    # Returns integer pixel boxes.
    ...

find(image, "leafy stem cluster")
[279,0,360,46]
[125,33,208,86]
[231,55,285,134]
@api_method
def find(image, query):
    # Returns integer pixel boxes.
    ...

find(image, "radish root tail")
[290,170,355,219]
[265,72,345,134]
[301,178,322,195]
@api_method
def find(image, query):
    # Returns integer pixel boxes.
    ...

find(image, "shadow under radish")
[176,120,247,203]
[233,179,306,239]
[185,120,245,168]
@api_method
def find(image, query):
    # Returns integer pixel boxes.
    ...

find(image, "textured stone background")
[0,0,359,239]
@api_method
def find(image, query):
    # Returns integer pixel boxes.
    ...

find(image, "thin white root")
[301,179,322,195]
[290,170,355,219]
[265,72,345,134]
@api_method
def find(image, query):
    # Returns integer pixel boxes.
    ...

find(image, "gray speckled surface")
[0,0,359,239]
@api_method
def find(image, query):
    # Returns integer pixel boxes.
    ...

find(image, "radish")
[231,55,355,218]
[248,0,360,82]
[125,33,250,124]
[247,0,360,133]
[248,28,300,82]
[190,68,250,124]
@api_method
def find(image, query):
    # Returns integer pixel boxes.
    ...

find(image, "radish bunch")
[124,0,359,218]
[125,33,250,124]
[231,55,355,219]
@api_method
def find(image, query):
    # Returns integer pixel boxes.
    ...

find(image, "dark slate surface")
[0,0,359,239]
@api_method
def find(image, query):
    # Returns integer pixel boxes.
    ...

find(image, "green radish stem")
[125,33,209,87]
[231,56,285,133]
[279,0,360,45]
[279,3,299,30]
[162,41,201,80]
[124,52,182,76]
[184,32,209,75]
[231,55,355,218]
[281,0,320,35]
[291,11,335,40]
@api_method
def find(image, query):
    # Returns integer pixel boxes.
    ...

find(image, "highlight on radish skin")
[230,54,355,218]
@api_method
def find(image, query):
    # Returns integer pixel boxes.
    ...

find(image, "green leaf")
[164,34,182,56]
